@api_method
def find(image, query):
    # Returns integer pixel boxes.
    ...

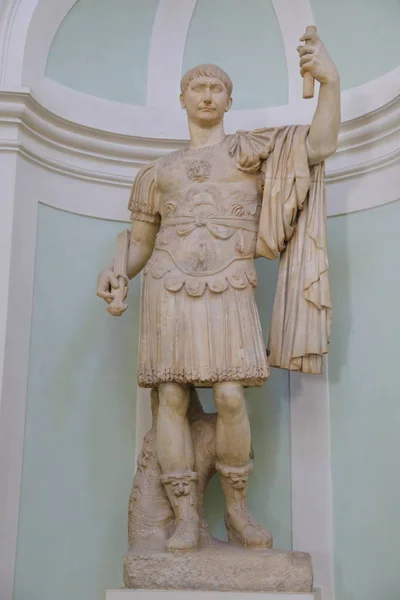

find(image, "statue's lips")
[198,107,216,112]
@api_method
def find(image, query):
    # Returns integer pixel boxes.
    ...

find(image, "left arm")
[298,30,341,165]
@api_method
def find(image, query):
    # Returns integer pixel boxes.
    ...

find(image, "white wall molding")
[0,84,398,220]
[0,152,39,600]
[0,0,398,220]
[146,0,197,108]
[0,0,78,86]
[106,590,321,600]
[0,0,34,85]
[2,0,399,125]
[271,0,315,105]
[29,65,400,138]
[290,364,335,600]
[0,143,19,413]
[0,120,21,600]
[22,0,77,87]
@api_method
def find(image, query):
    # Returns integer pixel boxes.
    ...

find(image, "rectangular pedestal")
[107,590,321,599]
[123,546,312,594]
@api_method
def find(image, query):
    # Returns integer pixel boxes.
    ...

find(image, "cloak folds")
[231,125,331,375]
[129,126,332,377]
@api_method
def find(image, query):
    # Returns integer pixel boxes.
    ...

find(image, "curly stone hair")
[180,64,233,96]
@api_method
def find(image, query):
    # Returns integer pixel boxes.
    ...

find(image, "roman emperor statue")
[97,30,340,553]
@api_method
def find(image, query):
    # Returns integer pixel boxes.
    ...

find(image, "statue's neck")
[188,120,226,149]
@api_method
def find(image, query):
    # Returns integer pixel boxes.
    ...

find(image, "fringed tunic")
[129,128,331,387]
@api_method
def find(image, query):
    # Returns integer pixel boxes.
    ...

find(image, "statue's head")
[180,64,233,128]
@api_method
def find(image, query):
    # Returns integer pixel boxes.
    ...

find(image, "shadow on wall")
[327,198,400,600]
[327,205,351,385]
[13,206,140,600]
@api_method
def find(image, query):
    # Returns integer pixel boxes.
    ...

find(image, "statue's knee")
[214,382,244,418]
[159,383,188,415]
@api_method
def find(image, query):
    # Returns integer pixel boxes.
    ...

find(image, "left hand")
[297,30,339,85]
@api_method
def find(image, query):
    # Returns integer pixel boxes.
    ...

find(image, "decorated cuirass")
[145,138,264,296]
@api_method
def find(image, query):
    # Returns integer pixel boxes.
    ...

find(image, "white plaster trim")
[30,65,400,139]
[146,0,197,108]
[0,0,77,86]
[32,75,190,140]
[0,148,18,408]
[0,145,19,600]
[106,590,321,600]
[341,67,400,124]
[22,0,77,87]
[0,0,36,85]
[327,156,400,217]
[290,364,334,600]
[2,0,399,127]
[271,0,316,105]
[1,0,399,131]
[0,154,39,600]
[0,86,398,220]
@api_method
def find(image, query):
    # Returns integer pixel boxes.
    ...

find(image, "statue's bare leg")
[214,381,272,548]
[157,382,200,551]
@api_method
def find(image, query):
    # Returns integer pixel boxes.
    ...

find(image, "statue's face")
[180,76,232,128]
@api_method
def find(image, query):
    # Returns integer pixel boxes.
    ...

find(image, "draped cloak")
[129,126,331,377]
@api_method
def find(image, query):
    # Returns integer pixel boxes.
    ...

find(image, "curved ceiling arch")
[40,0,400,109]
[1,0,399,121]
[182,0,288,109]
[46,0,159,106]
[0,0,398,209]
[311,0,400,91]
[0,0,78,87]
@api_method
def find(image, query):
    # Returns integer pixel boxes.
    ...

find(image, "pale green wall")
[21,3,400,597]
[14,202,292,600]
[13,205,141,600]
[14,194,400,600]
[182,0,288,109]
[45,0,400,107]
[200,258,292,550]
[311,0,400,90]
[46,0,159,105]
[328,200,400,600]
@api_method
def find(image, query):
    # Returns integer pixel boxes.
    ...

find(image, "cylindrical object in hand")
[107,229,130,316]
[302,25,317,99]
[107,277,128,316]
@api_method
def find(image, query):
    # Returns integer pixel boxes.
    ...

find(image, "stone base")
[107,590,321,599]
[123,544,313,594]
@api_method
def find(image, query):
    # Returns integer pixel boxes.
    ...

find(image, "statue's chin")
[192,114,223,129]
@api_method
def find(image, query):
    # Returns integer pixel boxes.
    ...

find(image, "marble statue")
[97,28,340,593]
